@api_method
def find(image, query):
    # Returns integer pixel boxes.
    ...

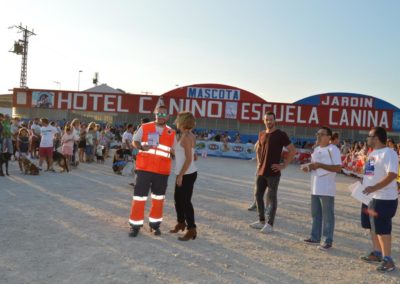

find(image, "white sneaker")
[260,223,273,234]
[249,221,265,229]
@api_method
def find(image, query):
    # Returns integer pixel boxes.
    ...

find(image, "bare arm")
[309,163,342,173]
[176,134,194,186]
[272,143,296,172]
[363,172,398,195]
[284,143,297,167]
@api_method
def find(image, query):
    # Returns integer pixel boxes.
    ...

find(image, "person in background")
[1,114,13,154]
[0,113,4,151]
[360,127,398,272]
[122,124,134,148]
[29,118,41,159]
[61,125,75,166]
[169,111,198,241]
[71,118,81,166]
[248,141,267,212]
[330,132,340,148]
[302,126,342,251]
[85,125,95,162]
[16,127,30,172]
[386,138,397,153]
[11,117,21,159]
[38,118,58,172]
[341,139,351,155]
[78,128,87,163]
[112,146,127,174]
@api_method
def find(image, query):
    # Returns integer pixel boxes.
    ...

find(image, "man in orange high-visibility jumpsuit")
[128,105,176,237]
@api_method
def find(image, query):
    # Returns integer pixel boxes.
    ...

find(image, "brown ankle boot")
[178,228,197,241]
[169,222,186,233]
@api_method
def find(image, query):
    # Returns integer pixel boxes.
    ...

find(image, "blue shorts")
[361,199,398,235]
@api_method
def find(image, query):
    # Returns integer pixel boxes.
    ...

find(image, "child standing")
[61,126,74,165]
[78,128,86,163]
[16,127,30,173]
[85,126,95,162]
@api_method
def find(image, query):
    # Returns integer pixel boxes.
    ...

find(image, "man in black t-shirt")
[249,112,296,233]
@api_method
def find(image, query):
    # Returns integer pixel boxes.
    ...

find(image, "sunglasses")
[156,113,168,118]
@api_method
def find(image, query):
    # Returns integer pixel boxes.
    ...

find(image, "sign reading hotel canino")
[13,86,399,131]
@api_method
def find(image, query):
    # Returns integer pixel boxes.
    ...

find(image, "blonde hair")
[87,121,96,130]
[71,118,80,127]
[175,111,195,130]
[18,127,29,135]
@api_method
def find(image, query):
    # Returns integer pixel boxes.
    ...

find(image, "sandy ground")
[1,154,400,284]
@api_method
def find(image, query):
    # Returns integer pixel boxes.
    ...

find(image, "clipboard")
[348,181,373,205]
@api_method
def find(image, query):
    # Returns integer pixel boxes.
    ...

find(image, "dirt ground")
[1,155,399,283]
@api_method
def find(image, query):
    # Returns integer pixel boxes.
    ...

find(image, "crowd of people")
[340,138,400,178]
[0,113,131,172]
[1,109,399,273]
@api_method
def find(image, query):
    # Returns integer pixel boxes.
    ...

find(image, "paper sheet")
[348,181,373,205]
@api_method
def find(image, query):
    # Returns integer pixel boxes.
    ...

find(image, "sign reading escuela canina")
[13,83,400,131]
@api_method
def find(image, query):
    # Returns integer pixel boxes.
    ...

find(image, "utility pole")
[9,23,36,88]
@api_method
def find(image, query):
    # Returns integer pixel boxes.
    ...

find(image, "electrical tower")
[9,23,36,88]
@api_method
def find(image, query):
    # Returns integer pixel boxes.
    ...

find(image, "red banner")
[13,88,394,130]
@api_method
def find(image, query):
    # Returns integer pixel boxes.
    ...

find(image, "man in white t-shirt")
[122,124,134,151]
[38,118,58,171]
[302,126,342,250]
[359,127,398,273]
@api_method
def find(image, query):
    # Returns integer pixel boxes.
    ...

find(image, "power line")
[9,23,36,88]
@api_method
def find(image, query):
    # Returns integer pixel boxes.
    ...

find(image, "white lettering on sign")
[139,97,152,113]
[169,98,222,117]
[89,94,102,111]
[321,95,374,108]
[73,93,87,110]
[117,96,129,112]
[58,92,72,109]
[187,87,240,101]
[104,95,115,111]
[56,92,129,112]
[309,107,319,124]
[329,109,389,128]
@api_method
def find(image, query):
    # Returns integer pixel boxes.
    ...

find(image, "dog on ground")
[53,151,69,173]
[96,145,105,163]
[20,156,40,175]
[0,152,12,176]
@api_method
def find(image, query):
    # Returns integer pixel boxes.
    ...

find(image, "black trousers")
[255,175,281,226]
[174,172,197,229]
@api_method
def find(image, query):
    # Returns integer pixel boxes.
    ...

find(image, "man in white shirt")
[302,126,342,250]
[122,124,134,151]
[360,126,398,273]
[38,118,58,171]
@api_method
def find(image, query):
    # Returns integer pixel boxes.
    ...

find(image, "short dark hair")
[265,111,276,120]
[154,105,168,113]
[141,118,150,124]
[319,126,332,137]
[372,127,387,144]
[331,132,339,140]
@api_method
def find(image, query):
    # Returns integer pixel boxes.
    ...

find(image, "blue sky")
[1,0,399,107]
